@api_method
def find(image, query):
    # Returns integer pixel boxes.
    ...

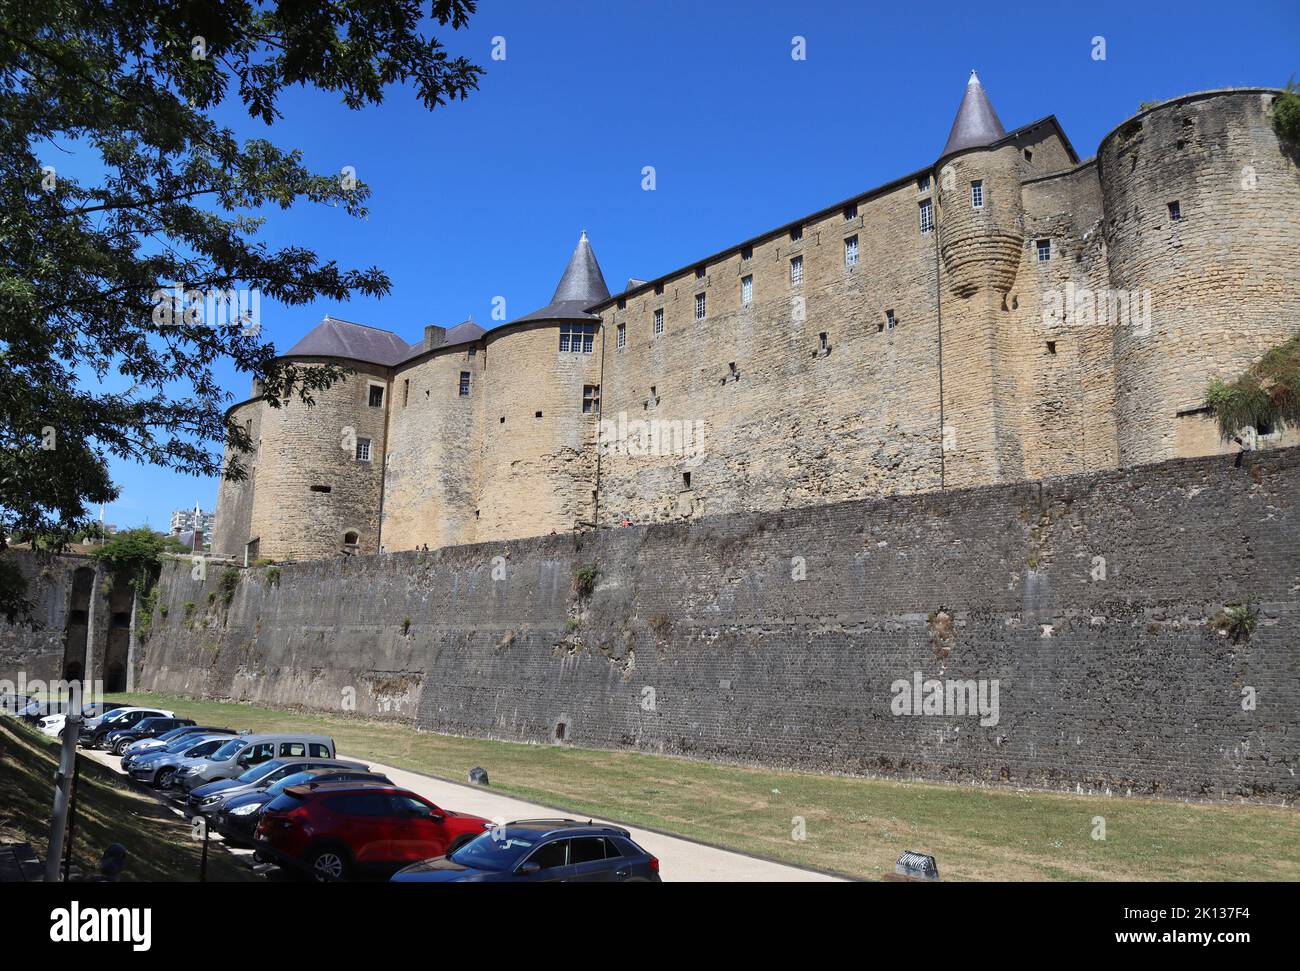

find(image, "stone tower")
[934,71,1027,488]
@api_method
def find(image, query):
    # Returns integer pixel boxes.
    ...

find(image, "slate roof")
[512,232,610,323]
[283,316,413,366]
[939,70,1007,160]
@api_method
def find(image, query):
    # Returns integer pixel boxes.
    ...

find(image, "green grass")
[104,691,1300,882]
[0,717,253,882]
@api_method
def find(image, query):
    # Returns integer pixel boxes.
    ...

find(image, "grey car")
[188,758,372,816]
[171,733,336,792]
[126,733,236,788]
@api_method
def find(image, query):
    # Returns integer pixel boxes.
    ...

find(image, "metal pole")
[200,819,210,883]
[62,744,81,880]
[44,712,79,881]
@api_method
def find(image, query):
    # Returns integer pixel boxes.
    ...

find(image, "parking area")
[71,716,839,882]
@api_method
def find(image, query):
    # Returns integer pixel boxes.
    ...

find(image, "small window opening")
[682,471,691,489]
[535,411,543,419]
[740,245,753,261]
[1023,148,1033,163]
[790,225,803,242]
[1046,341,1057,355]
[1168,200,1181,221]
[695,265,706,279]
[310,485,332,494]
[368,385,384,408]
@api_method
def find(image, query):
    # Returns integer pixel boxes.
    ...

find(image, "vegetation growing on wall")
[1206,333,1300,440]
[1273,78,1300,147]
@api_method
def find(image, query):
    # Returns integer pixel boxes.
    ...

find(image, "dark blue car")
[391,819,661,883]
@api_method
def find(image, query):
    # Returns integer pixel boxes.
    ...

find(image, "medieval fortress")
[214,79,1300,562]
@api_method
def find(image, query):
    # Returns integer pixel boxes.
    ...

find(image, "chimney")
[424,324,447,351]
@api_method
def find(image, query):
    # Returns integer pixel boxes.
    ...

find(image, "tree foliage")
[1274,77,1300,147]
[0,1,483,555]
[1205,333,1300,440]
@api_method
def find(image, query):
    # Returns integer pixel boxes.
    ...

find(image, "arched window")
[343,531,359,546]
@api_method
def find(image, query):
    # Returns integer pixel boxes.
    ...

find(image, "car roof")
[502,819,632,839]
[231,733,334,744]
[284,780,404,797]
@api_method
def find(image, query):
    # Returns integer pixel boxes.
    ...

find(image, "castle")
[214,77,1300,562]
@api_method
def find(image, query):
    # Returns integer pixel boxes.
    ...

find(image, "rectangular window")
[885,309,896,330]
[582,384,600,415]
[917,174,931,194]
[1023,148,1033,164]
[616,323,626,349]
[368,385,384,408]
[654,308,664,336]
[741,275,753,304]
[919,199,934,234]
[971,180,984,209]
[694,292,707,320]
[654,282,664,296]
[402,379,409,407]
[740,245,753,261]
[790,225,803,242]
[559,322,596,353]
[458,371,471,396]
[695,265,706,279]
[1036,239,1051,262]
[790,255,803,286]
[844,235,859,267]
[843,203,858,220]
[1168,200,1181,221]
[355,437,371,462]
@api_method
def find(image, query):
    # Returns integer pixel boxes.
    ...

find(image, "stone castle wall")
[213,88,1300,562]
[142,448,1300,802]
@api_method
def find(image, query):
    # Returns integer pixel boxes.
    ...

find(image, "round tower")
[936,71,1024,299]
[476,233,610,539]
[1099,89,1300,465]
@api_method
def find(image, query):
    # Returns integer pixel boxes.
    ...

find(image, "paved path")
[84,749,841,882]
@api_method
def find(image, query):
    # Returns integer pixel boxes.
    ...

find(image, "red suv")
[254,781,491,881]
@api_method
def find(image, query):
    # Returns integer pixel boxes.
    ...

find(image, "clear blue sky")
[96,0,1300,529]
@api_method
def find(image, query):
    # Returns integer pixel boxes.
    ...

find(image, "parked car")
[105,716,196,755]
[215,767,392,846]
[172,734,336,792]
[391,819,662,883]
[0,693,36,716]
[254,781,491,881]
[123,724,237,758]
[188,758,371,816]
[125,733,237,788]
[37,702,125,738]
[79,707,175,748]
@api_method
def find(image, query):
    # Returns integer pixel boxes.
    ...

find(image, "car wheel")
[308,846,350,882]
[113,738,129,755]
[154,768,174,789]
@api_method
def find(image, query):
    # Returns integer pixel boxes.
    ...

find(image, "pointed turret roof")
[939,70,1007,160]
[513,232,610,323]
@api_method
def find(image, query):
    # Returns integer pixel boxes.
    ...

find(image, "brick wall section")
[143,448,1300,802]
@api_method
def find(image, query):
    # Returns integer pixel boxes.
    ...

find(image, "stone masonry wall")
[141,448,1300,802]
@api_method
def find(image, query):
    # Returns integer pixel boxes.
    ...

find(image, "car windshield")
[101,708,131,723]
[209,739,243,761]
[267,771,315,795]
[184,740,221,756]
[237,759,285,783]
[157,726,190,741]
[168,735,206,752]
[449,832,536,872]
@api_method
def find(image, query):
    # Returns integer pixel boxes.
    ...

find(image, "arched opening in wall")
[553,718,569,743]
[342,531,359,555]
[103,577,133,693]
[62,566,94,680]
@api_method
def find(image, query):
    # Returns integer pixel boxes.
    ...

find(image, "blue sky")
[92,0,1300,528]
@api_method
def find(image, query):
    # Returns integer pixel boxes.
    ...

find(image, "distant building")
[170,509,213,550]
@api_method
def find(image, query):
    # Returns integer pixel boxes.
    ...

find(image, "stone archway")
[103,575,134,692]
[62,567,94,681]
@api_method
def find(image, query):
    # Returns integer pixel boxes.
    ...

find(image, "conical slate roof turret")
[513,232,610,323]
[939,70,1007,160]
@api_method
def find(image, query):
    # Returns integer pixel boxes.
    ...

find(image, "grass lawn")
[101,692,1300,881]
[0,716,253,882]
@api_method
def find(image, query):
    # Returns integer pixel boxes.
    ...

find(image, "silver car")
[126,733,237,788]
[188,758,372,816]
[172,734,336,792]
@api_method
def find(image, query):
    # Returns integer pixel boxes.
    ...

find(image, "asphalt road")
[82,747,842,882]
